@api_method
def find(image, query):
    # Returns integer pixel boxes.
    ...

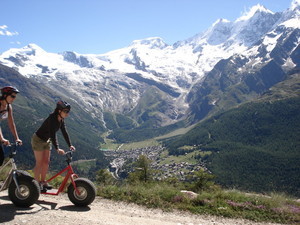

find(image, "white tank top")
[0,103,9,121]
[0,110,8,121]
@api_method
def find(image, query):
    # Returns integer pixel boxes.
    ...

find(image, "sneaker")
[40,182,53,190]
[39,183,46,193]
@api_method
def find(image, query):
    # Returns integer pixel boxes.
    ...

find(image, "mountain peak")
[25,43,45,51]
[0,43,46,59]
[236,4,273,22]
[290,0,300,10]
[130,37,168,49]
[203,19,232,45]
[212,18,231,27]
[21,43,46,56]
[279,0,300,29]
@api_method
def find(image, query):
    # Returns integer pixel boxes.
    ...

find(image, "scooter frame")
[0,148,17,192]
[41,151,79,196]
[40,151,96,206]
[0,143,40,207]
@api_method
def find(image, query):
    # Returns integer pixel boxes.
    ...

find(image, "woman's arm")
[48,115,60,150]
[7,105,22,144]
[61,121,75,150]
[48,115,67,155]
[0,127,8,144]
[60,121,72,146]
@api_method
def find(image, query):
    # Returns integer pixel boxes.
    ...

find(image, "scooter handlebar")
[64,150,74,163]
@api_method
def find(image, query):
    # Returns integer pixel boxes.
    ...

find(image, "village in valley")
[103,146,207,181]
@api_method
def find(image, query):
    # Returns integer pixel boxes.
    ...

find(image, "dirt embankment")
[0,191,282,225]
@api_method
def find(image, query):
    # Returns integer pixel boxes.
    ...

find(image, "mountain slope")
[164,70,300,196]
[186,14,300,123]
[0,64,108,172]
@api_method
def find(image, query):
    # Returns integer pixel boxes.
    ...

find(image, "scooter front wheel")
[8,171,40,207]
[67,178,96,206]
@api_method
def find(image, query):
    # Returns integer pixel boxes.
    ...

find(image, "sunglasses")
[10,95,17,99]
[62,110,70,113]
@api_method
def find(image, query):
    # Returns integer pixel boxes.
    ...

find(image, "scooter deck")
[41,189,60,195]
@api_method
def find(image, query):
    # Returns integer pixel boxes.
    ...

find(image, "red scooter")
[40,151,96,206]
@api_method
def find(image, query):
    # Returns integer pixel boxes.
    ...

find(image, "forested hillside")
[164,71,300,196]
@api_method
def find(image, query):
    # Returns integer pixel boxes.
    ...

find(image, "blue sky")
[0,0,293,54]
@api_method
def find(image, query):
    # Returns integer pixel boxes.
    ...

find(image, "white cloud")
[10,41,21,45]
[0,25,8,29]
[0,25,19,36]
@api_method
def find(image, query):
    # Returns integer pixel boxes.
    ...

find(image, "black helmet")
[56,100,71,110]
[1,86,20,96]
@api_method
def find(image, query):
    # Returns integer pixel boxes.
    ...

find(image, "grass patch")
[100,136,160,151]
[72,159,96,173]
[96,182,300,224]
[0,159,12,182]
[158,151,200,165]
[155,124,196,140]
[120,139,160,150]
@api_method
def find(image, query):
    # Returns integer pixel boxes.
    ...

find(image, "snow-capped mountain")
[0,0,299,129]
[186,1,300,122]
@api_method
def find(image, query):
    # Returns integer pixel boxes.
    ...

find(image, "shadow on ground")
[0,194,90,223]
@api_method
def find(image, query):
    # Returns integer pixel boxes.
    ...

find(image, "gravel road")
[0,190,282,225]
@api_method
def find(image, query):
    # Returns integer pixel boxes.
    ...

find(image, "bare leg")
[33,150,50,183]
[33,150,43,182]
[40,150,51,182]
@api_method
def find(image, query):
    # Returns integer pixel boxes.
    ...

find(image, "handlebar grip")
[65,151,73,163]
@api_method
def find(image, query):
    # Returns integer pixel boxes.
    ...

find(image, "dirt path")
[0,191,281,225]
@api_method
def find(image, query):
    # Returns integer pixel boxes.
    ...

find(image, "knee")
[42,158,50,166]
[35,158,49,167]
[34,161,43,168]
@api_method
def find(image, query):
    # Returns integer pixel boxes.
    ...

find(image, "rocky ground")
[0,190,282,225]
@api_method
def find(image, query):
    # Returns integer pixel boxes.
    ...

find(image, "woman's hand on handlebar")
[16,139,23,146]
[57,149,65,155]
[70,145,76,151]
[1,138,10,146]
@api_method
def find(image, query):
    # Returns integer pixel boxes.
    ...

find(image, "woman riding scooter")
[0,86,22,166]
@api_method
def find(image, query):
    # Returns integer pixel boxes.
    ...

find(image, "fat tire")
[67,178,96,206]
[8,171,40,207]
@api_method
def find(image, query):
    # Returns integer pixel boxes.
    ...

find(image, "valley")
[0,0,299,199]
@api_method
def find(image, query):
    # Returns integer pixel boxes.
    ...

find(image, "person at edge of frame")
[0,86,23,166]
